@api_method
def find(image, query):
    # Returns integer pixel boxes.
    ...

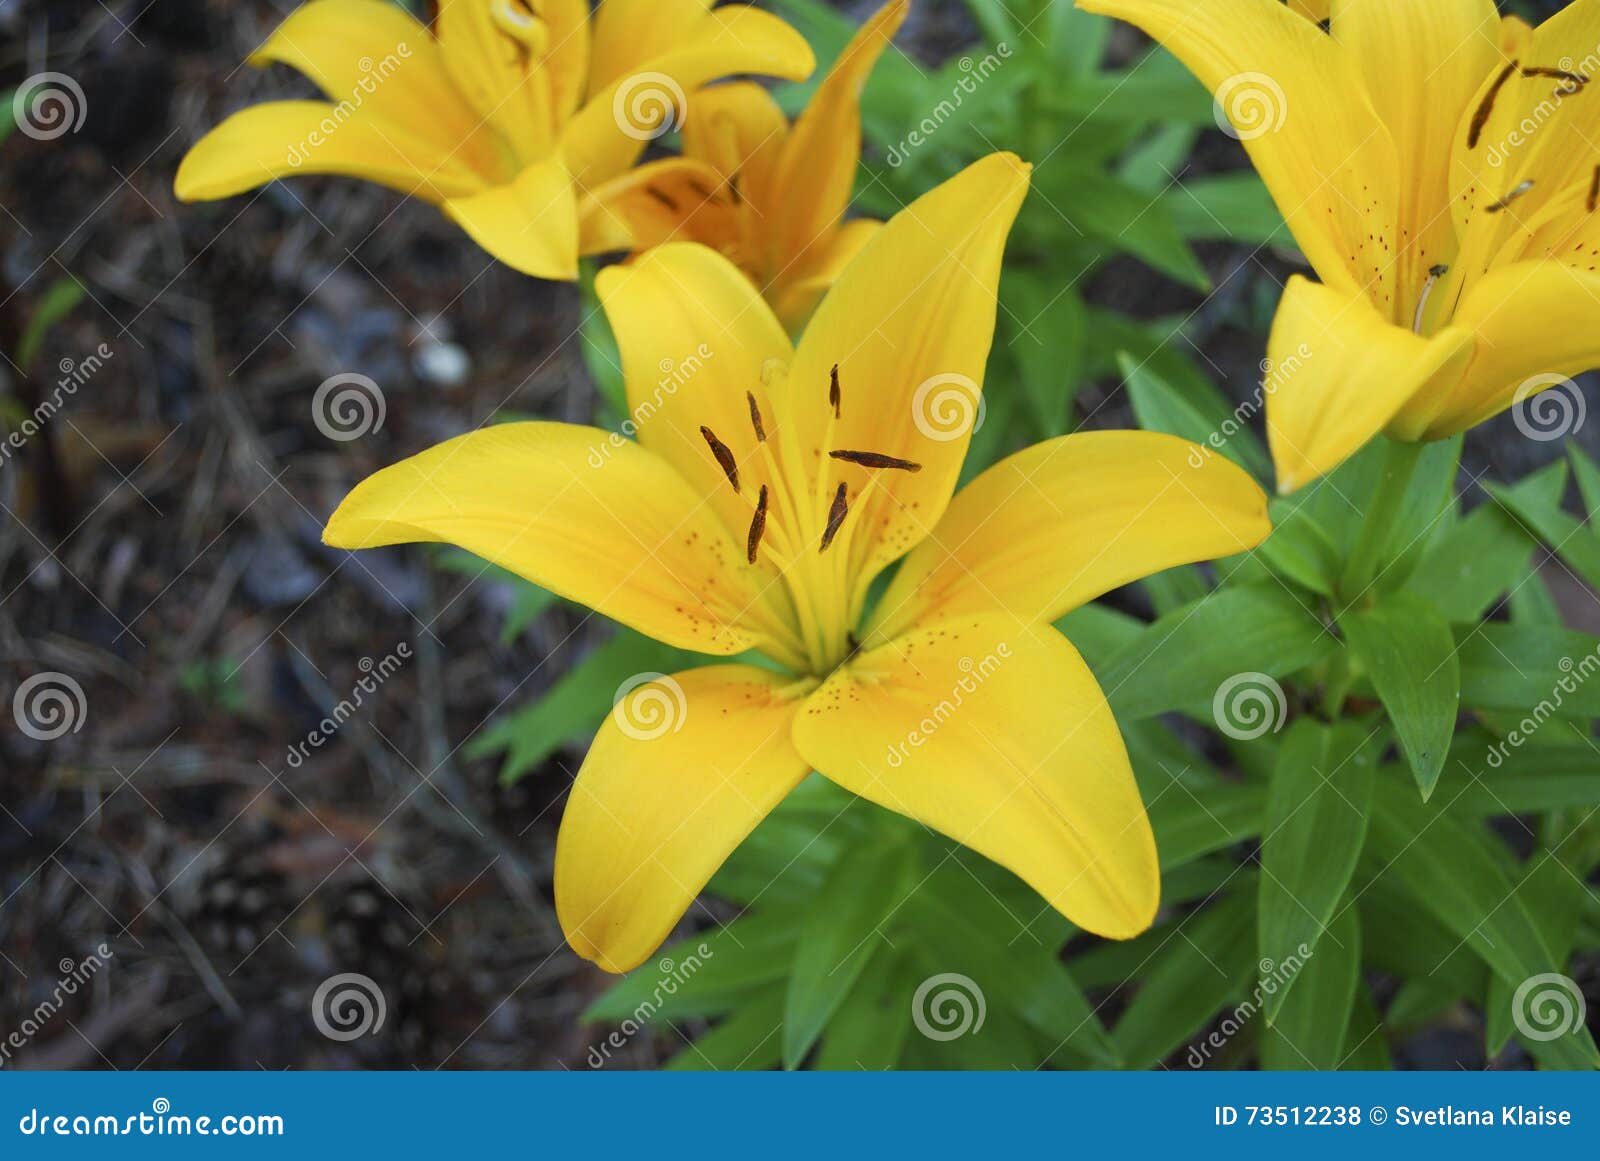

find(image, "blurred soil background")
[0,0,1589,1070]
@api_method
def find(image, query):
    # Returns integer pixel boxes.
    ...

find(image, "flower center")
[698,366,921,676]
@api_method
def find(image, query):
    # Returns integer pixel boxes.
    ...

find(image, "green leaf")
[1103,584,1334,721]
[664,989,785,1071]
[1340,980,1392,1070]
[1165,173,1285,245]
[1044,170,1209,290]
[1366,781,1600,1066]
[782,836,916,1069]
[1484,854,1586,1059]
[1260,903,1361,1070]
[1258,498,1342,596]
[1001,268,1086,436]
[1341,593,1459,799]
[1404,496,1536,623]
[1113,889,1257,1069]
[1118,351,1269,479]
[584,910,801,1025]
[1148,781,1265,869]
[1258,720,1378,1022]
[815,943,916,1070]
[1458,624,1600,718]
[902,869,1118,1065]
[16,277,86,372]
[578,262,626,416]
[467,629,690,784]
[1448,737,1600,815]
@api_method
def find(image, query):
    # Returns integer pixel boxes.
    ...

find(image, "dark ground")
[0,0,1590,1071]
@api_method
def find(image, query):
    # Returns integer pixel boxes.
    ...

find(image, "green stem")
[1339,438,1425,603]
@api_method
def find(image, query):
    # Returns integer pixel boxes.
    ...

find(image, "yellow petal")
[595,243,793,543]
[766,217,881,332]
[563,4,814,187]
[442,158,579,279]
[323,421,761,655]
[1329,0,1500,308]
[174,100,486,203]
[247,0,503,176]
[793,614,1159,939]
[556,664,809,972]
[767,0,907,274]
[785,152,1030,588]
[588,0,715,93]
[1399,260,1600,438]
[538,0,592,121]
[868,431,1271,641]
[1076,0,1398,305]
[681,82,789,202]
[578,156,740,256]
[1266,276,1473,492]
[435,0,555,159]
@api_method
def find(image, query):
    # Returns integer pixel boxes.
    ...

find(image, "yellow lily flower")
[323,154,1271,972]
[174,0,814,280]
[581,0,908,329]
[1079,0,1600,491]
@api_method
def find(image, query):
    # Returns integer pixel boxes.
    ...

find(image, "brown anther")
[1522,65,1587,96]
[829,365,841,419]
[829,449,923,472]
[645,185,680,212]
[684,176,716,202]
[1469,60,1518,148]
[1485,179,1535,213]
[820,483,848,552]
[746,485,768,564]
[699,425,739,492]
[1589,166,1600,213]
[746,391,766,442]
